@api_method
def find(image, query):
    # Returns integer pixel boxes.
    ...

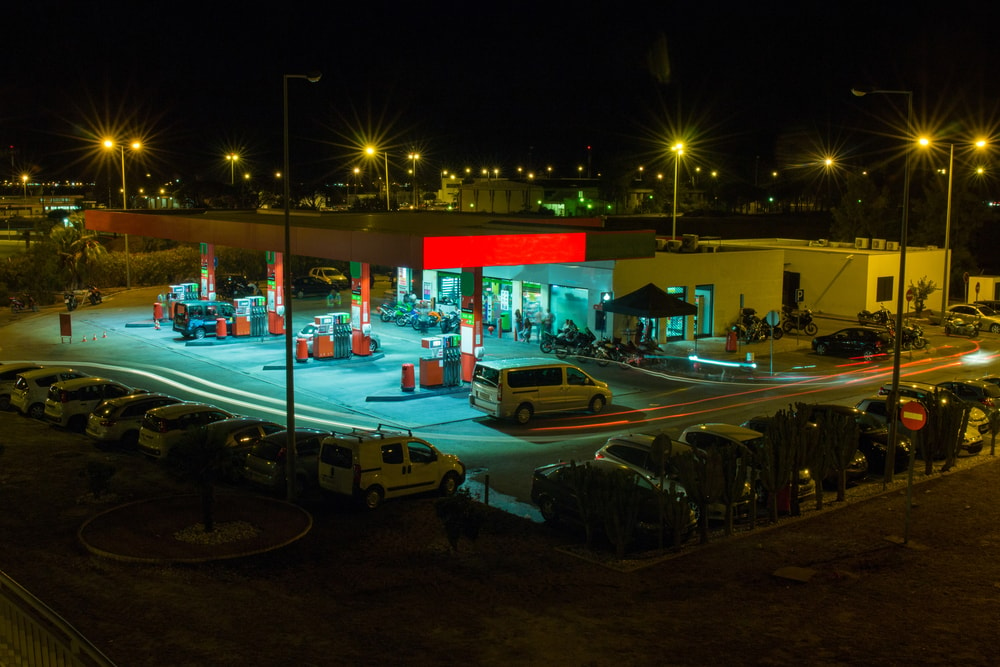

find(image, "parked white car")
[10,367,89,419]
[44,377,146,431]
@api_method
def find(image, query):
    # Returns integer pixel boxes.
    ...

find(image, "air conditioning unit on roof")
[855,237,870,249]
[886,241,899,251]
[871,238,886,250]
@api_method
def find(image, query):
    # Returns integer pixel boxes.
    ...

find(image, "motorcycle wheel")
[782,321,793,333]
[911,337,927,350]
[804,322,818,336]
[554,346,569,359]
[594,348,610,367]
[380,312,393,323]
[395,315,409,327]
[771,326,784,340]
[540,340,554,354]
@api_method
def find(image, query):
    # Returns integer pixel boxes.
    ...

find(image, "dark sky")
[5,2,1000,187]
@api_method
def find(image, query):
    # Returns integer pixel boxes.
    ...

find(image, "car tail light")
[98,417,118,427]
[60,390,70,403]
[594,452,605,460]
[157,419,170,433]
[275,447,287,462]
[982,397,995,408]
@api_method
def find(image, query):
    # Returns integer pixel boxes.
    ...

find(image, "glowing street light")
[21,174,27,198]
[282,71,321,502]
[366,146,390,211]
[102,138,141,288]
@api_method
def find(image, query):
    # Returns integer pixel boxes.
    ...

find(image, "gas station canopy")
[84,209,656,269]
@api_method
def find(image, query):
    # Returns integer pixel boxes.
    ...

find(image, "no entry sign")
[899,400,927,431]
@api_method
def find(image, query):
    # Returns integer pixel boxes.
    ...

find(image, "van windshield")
[473,366,500,387]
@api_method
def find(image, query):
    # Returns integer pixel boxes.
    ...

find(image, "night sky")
[5,2,1000,188]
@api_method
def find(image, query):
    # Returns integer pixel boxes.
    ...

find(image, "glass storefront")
[549,284,589,333]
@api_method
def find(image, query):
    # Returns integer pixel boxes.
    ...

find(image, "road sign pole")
[899,399,927,545]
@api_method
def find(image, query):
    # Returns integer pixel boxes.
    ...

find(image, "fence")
[0,569,114,666]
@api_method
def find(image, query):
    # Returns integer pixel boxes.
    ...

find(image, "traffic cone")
[154,319,160,330]
[92,334,97,341]
[81,335,87,342]
[102,331,107,338]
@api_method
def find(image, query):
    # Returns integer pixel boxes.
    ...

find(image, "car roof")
[681,422,762,440]
[50,376,122,390]
[145,401,227,417]
[0,362,44,373]
[101,392,179,407]
[261,428,332,443]
[205,417,282,431]
[16,366,79,379]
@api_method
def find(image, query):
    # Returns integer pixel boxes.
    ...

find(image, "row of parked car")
[529,375,1000,542]
[0,362,466,507]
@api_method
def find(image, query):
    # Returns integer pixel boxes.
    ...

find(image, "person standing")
[514,309,524,342]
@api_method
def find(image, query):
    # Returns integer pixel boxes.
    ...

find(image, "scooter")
[64,291,78,312]
[9,295,25,313]
[88,285,103,305]
[944,315,980,338]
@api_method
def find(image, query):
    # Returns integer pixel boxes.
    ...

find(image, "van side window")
[566,368,588,386]
[537,368,562,386]
[407,441,434,464]
[381,443,404,464]
[507,370,533,388]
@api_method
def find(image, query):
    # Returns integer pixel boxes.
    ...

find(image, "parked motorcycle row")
[856,304,930,349]
[9,293,37,314]
[731,308,783,343]
[535,319,665,368]
[377,300,461,335]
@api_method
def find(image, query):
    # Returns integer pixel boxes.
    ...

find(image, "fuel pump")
[233,298,252,337]
[313,315,335,359]
[333,312,353,359]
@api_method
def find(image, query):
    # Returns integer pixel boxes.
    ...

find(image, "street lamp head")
[305,72,322,83]
[850,87,871,97]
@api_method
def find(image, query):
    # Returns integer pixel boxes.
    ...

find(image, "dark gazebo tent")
[600,283,697,318]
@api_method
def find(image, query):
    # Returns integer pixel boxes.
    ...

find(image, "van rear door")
[318,441,355,495]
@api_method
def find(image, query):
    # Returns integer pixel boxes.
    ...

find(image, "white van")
[469,358,612,425]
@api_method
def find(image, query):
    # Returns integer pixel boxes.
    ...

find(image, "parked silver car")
[86,393,183,449]
[242,428,332,494]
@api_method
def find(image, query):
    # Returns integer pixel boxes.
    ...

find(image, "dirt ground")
[2,411,999,666]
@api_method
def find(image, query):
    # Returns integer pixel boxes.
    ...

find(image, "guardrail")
[0,569,115,666]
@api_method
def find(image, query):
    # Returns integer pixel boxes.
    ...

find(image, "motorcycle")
[781,304,817,336]
[539,320,580,354]
[734,308,783,343]
[555,327,597,361]
[9,295,25,314]
[395,305,420,327]
[898,322,927,350]
[858,304,892,327]
[439,311,461,334]
[412,309,442,331]
[87,285,103,305]
[944,315,980,338]
[64,291,78,312]
[377,303,399,322]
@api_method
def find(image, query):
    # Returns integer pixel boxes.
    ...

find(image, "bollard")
[401,363,415,392]
[296,337,310,363]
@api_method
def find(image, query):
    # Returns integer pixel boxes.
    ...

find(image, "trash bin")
[215,317,228,339]
[153,302,163,322]
[726,329,738,352]
[401,363,415,392]
[296,337,310,363]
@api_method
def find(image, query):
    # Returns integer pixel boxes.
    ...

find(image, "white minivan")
[469,358,612,425]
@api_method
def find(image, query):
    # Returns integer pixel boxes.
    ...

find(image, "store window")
[549,284,589,332]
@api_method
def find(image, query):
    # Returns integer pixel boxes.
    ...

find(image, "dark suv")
[811,327,891,360]
[936,379,1000,416]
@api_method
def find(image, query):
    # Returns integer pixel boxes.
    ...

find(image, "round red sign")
[899,400,927,431]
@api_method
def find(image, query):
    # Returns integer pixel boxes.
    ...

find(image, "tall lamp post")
[408,153,420,209]
[226,153,239,185]
[282,71,321,502]
[671,143,684,241]
[938,139,987,318]
[103,139,141,288]
[366,147,390,211]
[21,174,27,199]
[851,87,914,488]
[852,86,914,542]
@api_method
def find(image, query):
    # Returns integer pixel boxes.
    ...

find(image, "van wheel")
[439,472,459,497]
[589,395,606,414]
[193,327,206,340]
[362,486,384,510]
[27,403,45,420]
[514,404,533,425]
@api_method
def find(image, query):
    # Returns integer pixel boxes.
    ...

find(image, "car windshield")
[983,384,1000,398]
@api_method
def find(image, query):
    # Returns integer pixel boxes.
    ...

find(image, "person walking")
[514,309,524,342]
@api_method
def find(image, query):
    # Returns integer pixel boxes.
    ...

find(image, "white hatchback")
[11,367,89,419]
[137,402,234,459]
[44,377,145,431]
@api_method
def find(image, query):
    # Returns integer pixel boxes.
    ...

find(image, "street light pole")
[282,71,321,503]
[941,143,955,319]
[671,143,684,241]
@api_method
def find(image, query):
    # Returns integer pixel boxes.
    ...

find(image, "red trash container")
[153,302,163,322]
[215,317,228,339]
[296,337,309,363]
[726,329,738,352]
[401,363,415,392]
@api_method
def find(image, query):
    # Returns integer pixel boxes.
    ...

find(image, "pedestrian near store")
[514,309,524,342]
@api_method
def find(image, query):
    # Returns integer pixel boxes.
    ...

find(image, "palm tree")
[50,215,106,289]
